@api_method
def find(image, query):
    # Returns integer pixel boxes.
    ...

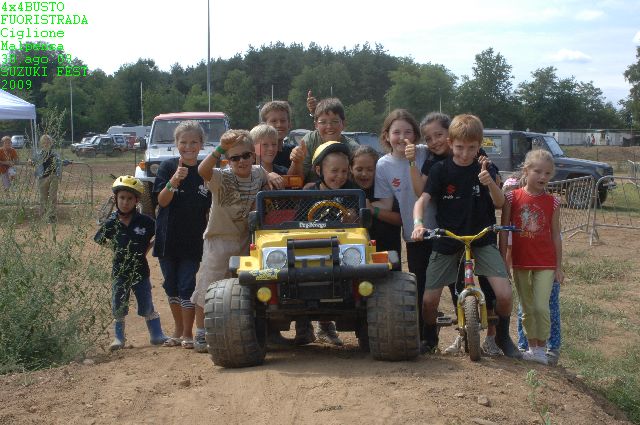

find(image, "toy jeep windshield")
[203,189,420,368]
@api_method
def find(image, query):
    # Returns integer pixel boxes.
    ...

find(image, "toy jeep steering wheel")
[307,200,348,222]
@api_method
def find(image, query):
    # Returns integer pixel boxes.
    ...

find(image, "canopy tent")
[0,89,37,148]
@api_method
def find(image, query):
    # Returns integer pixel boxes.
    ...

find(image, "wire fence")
[590,174,640,245]
[0,161,94,208]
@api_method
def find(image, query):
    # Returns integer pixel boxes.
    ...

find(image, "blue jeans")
[518,281,561,351]
[158,257,200,301]
[112,276,155,319]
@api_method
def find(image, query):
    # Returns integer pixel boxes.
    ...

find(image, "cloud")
[550,49,592,63]
[576,9,604,21]
[634,31,640,44]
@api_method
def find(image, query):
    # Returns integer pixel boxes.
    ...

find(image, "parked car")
[11,135,24,149]
[111,134,128,152]
[74,134,118,157]
[482,129,615,206]
[287,129,310,145]
[343,132,382,153]
[134,112,230,217]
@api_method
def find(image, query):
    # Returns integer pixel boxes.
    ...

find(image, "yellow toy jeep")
[203,188,420,368]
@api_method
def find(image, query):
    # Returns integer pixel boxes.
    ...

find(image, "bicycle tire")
[96,196,115,225]
[464,296,481,361]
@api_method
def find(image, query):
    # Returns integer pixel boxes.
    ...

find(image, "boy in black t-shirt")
[95,176,168,351]
[411,114,520,358]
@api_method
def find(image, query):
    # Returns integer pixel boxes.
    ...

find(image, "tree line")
[2,42,638,140]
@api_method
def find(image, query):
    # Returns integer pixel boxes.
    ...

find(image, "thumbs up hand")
[171,157,188,188]
[306,90,317,115]
[404,138,416,162]
[290,140,307,164]
[478,157,492,186]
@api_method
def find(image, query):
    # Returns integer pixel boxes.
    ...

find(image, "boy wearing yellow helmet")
[94,175,168,351]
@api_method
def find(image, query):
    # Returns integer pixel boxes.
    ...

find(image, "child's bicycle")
[423,224,518,361]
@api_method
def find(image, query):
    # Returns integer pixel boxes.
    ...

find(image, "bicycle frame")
[427,225,518,332]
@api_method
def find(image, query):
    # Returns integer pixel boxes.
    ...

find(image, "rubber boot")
[294,320,316,345]
[495,315,523,359]
[421,324,439,354]
[146,317,168,345]
[110,320,125,351]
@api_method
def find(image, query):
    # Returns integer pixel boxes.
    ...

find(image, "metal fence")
[0,161,94,209]
[590,174,640,244]
[547,175,595,238]
[628,160,640,181]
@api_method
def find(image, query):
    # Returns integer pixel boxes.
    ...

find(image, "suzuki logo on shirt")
[133,227,146,235]
[392,178,401,188]
[198,184,208,197]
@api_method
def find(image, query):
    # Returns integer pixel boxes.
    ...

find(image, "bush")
[0,198,112,373]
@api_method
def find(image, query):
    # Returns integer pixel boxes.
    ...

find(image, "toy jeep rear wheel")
[204,278,266,368]
[140,182,156,218]
[366,271,420,361]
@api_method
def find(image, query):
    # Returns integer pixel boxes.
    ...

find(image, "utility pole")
[69,79,74,142]
[207,0,211,112]
[140,81,144,125]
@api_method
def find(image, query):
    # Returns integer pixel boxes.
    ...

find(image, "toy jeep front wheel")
[367,271,420,361]
[204,278,266,368]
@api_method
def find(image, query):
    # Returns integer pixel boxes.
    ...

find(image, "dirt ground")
[0,159,635,425]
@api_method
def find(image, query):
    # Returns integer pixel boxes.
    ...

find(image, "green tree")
[345,100,379,132]
[288,62,353,127]
[183,84,209,111]
[456,48,519,128]
[216,70,257,128]
[623,46,640,128]
[388,61,457,120]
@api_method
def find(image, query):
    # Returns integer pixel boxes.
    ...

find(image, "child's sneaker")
[481,335,503,356]
[523,347,548,365]
[317,322,343,346]
[194,333,208,353]
[444,335,464,354]
[546,349,560,366]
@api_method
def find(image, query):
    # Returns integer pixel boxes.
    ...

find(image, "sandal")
[163,337,182,347]
[181,338,195,349]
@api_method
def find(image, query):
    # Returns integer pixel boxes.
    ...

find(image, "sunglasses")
[228,151,254,162]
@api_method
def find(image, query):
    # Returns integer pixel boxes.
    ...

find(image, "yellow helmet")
[112,175,144,197]
[311,141,351,167]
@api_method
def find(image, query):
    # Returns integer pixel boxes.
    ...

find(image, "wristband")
[413,218,423,226]
[215,145,226,155]
[166,181,176,192]
[373,207,380,218]
[408,161,416,167]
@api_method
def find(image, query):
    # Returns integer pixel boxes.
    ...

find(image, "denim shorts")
[112,276,155,319]
[158,257,200,301]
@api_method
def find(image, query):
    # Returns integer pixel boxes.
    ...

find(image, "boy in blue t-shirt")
[411,114,520,358]
[95,176,168,350]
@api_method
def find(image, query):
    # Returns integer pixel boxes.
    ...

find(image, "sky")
[13,0,640,104]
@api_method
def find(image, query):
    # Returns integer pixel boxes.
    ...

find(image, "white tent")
[0,89,37,147]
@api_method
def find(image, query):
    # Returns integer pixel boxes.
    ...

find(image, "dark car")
[343,132,382,154]
[482,129,615,205]
[74,134,118,157]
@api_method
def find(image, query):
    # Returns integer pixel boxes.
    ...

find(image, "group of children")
[95,95,563,366]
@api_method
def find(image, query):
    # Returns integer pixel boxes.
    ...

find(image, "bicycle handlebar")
[423,225,520,241]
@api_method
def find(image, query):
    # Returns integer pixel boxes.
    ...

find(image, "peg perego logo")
[299,222,327,229]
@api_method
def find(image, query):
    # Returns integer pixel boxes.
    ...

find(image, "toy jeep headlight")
[340,245,365,266]
[264,248,287,269]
